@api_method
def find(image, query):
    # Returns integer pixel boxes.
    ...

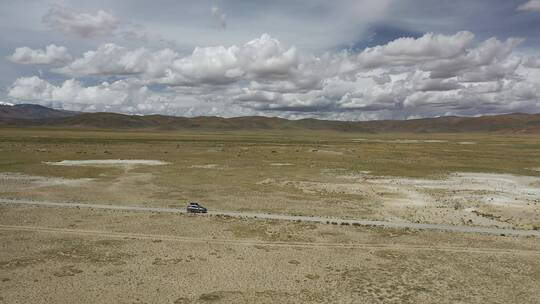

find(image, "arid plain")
[1,128,540,303]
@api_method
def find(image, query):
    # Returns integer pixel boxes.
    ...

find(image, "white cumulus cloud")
[517,0,540,11]
[8,32,540,120]
[55,34,299,85]
[8,45,72,65]
[42,3,119,38]
[54,44,178,78]
[357,31,475,68]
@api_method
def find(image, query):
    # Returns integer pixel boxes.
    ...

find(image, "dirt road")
[1,198,539,237]
[1,224,539,255]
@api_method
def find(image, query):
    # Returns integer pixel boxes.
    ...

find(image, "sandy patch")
[45,160,169,167]
[376,172,540,207]
[308,149,344,155]
[281,180,430,207]
[352,139,424,144]
[190,164,222,169]
[270,171,540,228]
[278,172,540,209]
[334,171,371,179]
[357,139,420,144]
[257,178,276,185]
[0,172,94,187]
[393,139,421,144]
[458,141,477,145]
[353,139,461,144]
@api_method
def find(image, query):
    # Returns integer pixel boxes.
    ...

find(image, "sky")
[1,0,540,120]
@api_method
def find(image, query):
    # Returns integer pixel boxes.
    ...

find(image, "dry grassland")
[1,128,539,303]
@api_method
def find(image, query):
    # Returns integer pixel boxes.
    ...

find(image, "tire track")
[0,224,538,255]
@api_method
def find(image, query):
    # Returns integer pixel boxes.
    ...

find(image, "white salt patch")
[394,139,421,144]
[270,163,295,166]
[45,159,169,167]
[190,164,221,169]
[309,149,344,155]
[257,178,276,185]
[0,172,93,187]
[371,172,540,208]
[354,139,448,144]
[458,141,477,145]
[283,172,540,208]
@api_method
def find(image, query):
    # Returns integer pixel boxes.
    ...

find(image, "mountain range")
[1,103,539,133]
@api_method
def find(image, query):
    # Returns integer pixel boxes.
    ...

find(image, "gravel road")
[1,198,539,237]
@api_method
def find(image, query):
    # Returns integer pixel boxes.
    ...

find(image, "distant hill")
[1,104,539,133]
[0,104,79,120]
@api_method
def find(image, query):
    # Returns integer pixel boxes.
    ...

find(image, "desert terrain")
[1,128,540,303]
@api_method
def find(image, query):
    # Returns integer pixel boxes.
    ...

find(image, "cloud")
[357,31,475,68]
[54,44,178,78]
[8,76,55,101]
[6,76,255,116]
[517,0,540,11]
[8,45,72,65]
[167,34,299,85]
[55,34,299,85]
[211,5,227,29]
[42,3,119,38]
[9,32,540,120]
[423,37,524,81]
[8,76,153,109]
[524,56,540,68]
[413,78,463,92]
[38,3,176,48]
